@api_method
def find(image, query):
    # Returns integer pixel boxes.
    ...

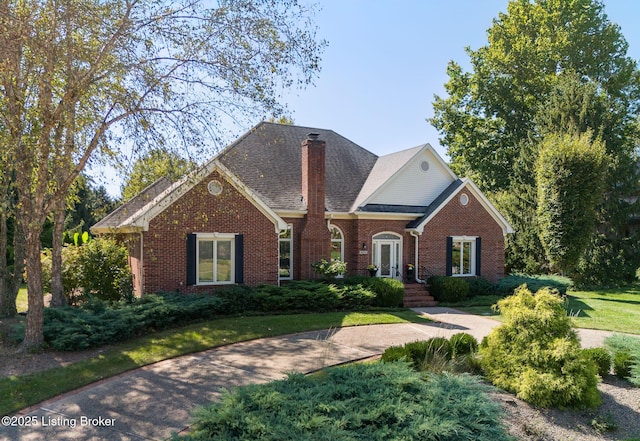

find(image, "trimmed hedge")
[342,276,404,307]
[428,276,469,303]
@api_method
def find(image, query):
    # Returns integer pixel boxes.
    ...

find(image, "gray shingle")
[92,177,173,230]
[218,122,378,212]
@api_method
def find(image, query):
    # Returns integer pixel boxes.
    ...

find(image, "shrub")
[177,363,511,441]
[583,348,612,377]
[605,333,640,385]
[479,285,600,408]
[311,259,347,278]
[613,351,634,380]
[43,293,227,350]
[450,333,479,357]
[428,276,469,303]
[496,273,572,295]
[342,276,404,307]
[466,277,495,297]
[77,237,133,302]
[380,345,407,363]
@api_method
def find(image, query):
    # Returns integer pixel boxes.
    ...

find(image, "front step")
[403,283,437,307]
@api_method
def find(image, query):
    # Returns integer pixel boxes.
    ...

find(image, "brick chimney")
[300,133,330,279]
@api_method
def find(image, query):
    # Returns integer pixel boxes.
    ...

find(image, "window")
[279,225,293,280]
[196,234,235,284]
[447,236,480,277]
[330,225,344,261]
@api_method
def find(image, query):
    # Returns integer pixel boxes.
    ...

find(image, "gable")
[355,144,456,209]
[408,178,514,236]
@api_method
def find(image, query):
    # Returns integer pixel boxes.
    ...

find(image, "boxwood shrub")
[428,276,469,303]
[583,348,612,377]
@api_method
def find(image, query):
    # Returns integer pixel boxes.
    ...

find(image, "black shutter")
[186,234,196,285]
[235,234,244,284]
[445,236,453,276]
[475,237,482,277]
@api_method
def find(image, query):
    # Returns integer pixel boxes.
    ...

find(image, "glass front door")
[372,234,402,279]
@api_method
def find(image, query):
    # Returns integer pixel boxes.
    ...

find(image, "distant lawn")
[451,287,640,334]
[16,285,27,313]
[0,309,430,416]
[566,286,640,334]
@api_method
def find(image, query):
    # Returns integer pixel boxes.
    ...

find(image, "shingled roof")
[218,122,378,212]
[92,177,173,231]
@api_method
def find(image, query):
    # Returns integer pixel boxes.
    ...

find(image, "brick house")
[92,122,513,300]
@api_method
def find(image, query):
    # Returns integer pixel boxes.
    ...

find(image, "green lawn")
[16,285,27,313]
[0,309,430,416]
[451,287,640,335]
[566,286,640,334]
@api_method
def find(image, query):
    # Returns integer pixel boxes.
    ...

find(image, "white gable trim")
[409,177,514,236]
[116,159,287,234]
[354,143,458,210]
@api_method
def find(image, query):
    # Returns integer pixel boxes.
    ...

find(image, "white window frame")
[330,225,344,262]
[451,236,476,277]
[279,225,293,281]
[196,233,235,285]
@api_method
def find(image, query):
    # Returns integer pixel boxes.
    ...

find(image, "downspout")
[410,230,424,284]
[139,231,144,296]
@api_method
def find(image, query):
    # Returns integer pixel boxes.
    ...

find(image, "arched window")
[330,225,344,262]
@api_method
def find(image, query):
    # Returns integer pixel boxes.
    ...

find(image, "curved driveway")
[1,307,617,441]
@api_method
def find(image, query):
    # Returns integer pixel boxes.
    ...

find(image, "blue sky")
[93,0,640,197]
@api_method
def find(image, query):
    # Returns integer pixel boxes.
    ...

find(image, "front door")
[372,233,402,279]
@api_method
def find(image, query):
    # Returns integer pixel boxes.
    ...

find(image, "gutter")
[409,230,424,284]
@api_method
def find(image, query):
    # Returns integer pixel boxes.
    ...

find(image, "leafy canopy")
[431,0,638,192]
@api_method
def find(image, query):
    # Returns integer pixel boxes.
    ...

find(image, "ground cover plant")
[0,310,431,416]
[175,362,510,441]
[480,285,600,408]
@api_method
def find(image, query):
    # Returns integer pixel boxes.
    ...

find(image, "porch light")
[362,242,367,251]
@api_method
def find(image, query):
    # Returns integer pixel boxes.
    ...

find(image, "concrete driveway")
[0,307,615,441]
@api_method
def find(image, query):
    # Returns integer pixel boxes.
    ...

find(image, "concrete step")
[402,283,437,307]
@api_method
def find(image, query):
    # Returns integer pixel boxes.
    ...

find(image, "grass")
[0,309,430,416]
[566,287,640,334]
[450,286,640,334]
[16,285,27,313]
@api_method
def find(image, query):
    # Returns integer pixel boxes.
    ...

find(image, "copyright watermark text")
[2,415,116,428]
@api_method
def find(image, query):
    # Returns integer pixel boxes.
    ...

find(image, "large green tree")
[0,0,325,349]
[431,0,640,277]
[121,148,195,202]
[431,0,638,192]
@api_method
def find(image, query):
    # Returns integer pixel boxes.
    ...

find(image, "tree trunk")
[20,226,45,350]
[0,211,18,317]
[50,202,67,307]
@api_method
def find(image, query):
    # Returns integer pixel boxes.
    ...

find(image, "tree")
[0,0,325,349]
[121,148,195,201]
[431,0,640,277]
[431,0,638,192]
[536,131,607,273]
